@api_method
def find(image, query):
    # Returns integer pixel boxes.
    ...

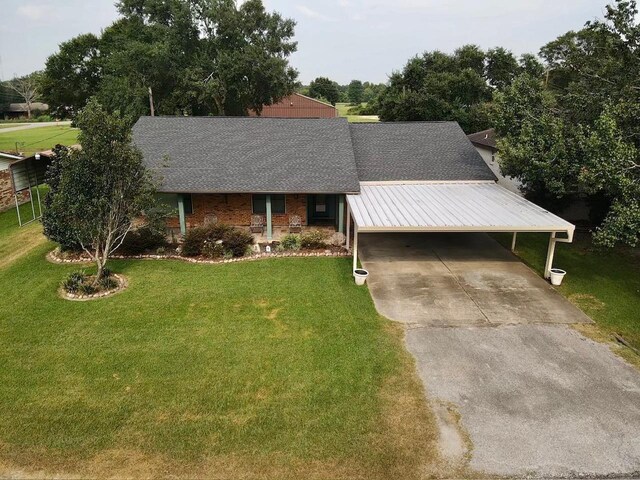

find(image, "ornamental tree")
[42,99,155,281]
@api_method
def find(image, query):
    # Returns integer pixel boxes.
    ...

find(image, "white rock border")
[59,274,128,302]
[48,247,350,266]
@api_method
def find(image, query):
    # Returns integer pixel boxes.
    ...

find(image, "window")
[155,193,193,215]
[253,194,286,214]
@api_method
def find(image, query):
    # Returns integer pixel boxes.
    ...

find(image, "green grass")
[0,124,26,129]
[336,103,379,123]
[0,125,78,155]
[494,232,640,351]
[0,207,437,479]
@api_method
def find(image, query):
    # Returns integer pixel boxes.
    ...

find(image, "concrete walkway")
[0,121,71,134]
[359,233,640,477]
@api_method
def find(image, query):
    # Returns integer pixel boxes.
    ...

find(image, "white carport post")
[346,200,351,251]
[352,223,358,275]
[544,231,574,279]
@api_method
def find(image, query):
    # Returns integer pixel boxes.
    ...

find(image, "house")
[133,117,575,279]
[1,102,49,120]
[249,93,338,118]
[467,128,521,194]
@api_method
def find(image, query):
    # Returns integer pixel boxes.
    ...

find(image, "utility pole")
[148,86,155,116]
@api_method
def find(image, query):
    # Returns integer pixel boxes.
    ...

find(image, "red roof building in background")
[249,93,338,118]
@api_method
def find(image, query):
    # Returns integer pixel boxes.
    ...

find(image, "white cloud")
[295,5,337,22]
[16,4,56,21]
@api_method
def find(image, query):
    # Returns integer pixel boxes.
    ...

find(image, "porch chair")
[289,215,302,233]
[250,215,265,234]
[203,213,218,226]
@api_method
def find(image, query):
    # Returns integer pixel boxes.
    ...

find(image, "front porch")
[165,192,347,242]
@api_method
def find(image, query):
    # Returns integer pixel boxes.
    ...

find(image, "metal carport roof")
[346,182,574,234]
[345,182,575,281]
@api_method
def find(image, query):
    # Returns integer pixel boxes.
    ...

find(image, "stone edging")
[59,274,128,301]
[47,248,351,266]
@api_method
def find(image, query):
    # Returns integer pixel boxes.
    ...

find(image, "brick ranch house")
[132,117,575,278]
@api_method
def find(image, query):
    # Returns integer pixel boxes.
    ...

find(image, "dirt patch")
[572,323,640,371]
[0,224,46,270]
[568,293,606,312]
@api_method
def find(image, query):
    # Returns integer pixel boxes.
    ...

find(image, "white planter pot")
[354,269,369,286]
[549,268,566,286]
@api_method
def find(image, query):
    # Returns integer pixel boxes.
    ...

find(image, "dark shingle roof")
[467,128,498,150]
[133,116,361,193]
[350,122,497,182]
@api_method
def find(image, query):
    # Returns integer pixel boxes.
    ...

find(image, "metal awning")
[347,182,574,234]
[345,182,575,280]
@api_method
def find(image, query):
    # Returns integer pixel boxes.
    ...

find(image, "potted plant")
[549,268,566,286]
[354,269,369,286]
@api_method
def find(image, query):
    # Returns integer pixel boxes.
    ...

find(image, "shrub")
[329,232,346,246]
[279,234,301,251]
[222,229,254,257]
[120,227,167,255]
[63,271,86,293]
[202,240,225,259]
[78,283,97,295]
[182,224,253,258]
[300,230,327,250]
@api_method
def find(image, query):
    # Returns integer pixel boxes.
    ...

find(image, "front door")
[307,194,336,225]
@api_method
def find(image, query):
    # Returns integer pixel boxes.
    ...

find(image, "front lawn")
[0,207,438,479]
[0,125,78,155]
[495,232,640,351]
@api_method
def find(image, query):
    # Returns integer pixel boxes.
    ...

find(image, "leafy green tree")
[486,47,519,89]
[377,46,492,132]
[347,80,364,104]
[41,0,298,117]
[493,0,640,247]
[42,100,156,281]
[40,34,102,117]
[308,77,340,105]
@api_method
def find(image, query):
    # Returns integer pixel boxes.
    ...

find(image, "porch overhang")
[346,182,575,280]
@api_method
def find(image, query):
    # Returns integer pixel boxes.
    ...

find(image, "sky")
[0,0,610,84]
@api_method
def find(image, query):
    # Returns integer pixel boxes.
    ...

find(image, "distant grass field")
[0,125,79,155]
[0,124,25,130]
[336,103,379,123]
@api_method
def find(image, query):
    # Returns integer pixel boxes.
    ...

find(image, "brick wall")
[167,193,308,229]
[0,169,29,212]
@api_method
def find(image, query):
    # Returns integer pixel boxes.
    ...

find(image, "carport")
[346,182,575,280]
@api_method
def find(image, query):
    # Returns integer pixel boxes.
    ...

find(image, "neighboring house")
[249,93,338,118]
[0,152,27,212]
[133,117,574,279]
[1,102,49,120]
[467,128,522,195]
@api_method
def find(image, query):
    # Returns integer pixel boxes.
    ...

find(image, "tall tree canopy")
[377,45,541,132]
[308,77,341,105]
[43,99,156,280]
[347,80,364,104]
[41,0,298,118]
[493,0,640,247]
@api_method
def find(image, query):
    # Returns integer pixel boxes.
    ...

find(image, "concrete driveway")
[359,233,640,477]
[359,233,591,326]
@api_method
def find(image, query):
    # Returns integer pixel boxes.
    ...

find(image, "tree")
[347,80,364,104]
[486,47,519,89]
[40,34,102,117]
[7,72,43,119]
[42,100,155,281]
[377,46,492,132]
[493,0,640,247]
[41,0,298,118]
[308,77,340,105]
